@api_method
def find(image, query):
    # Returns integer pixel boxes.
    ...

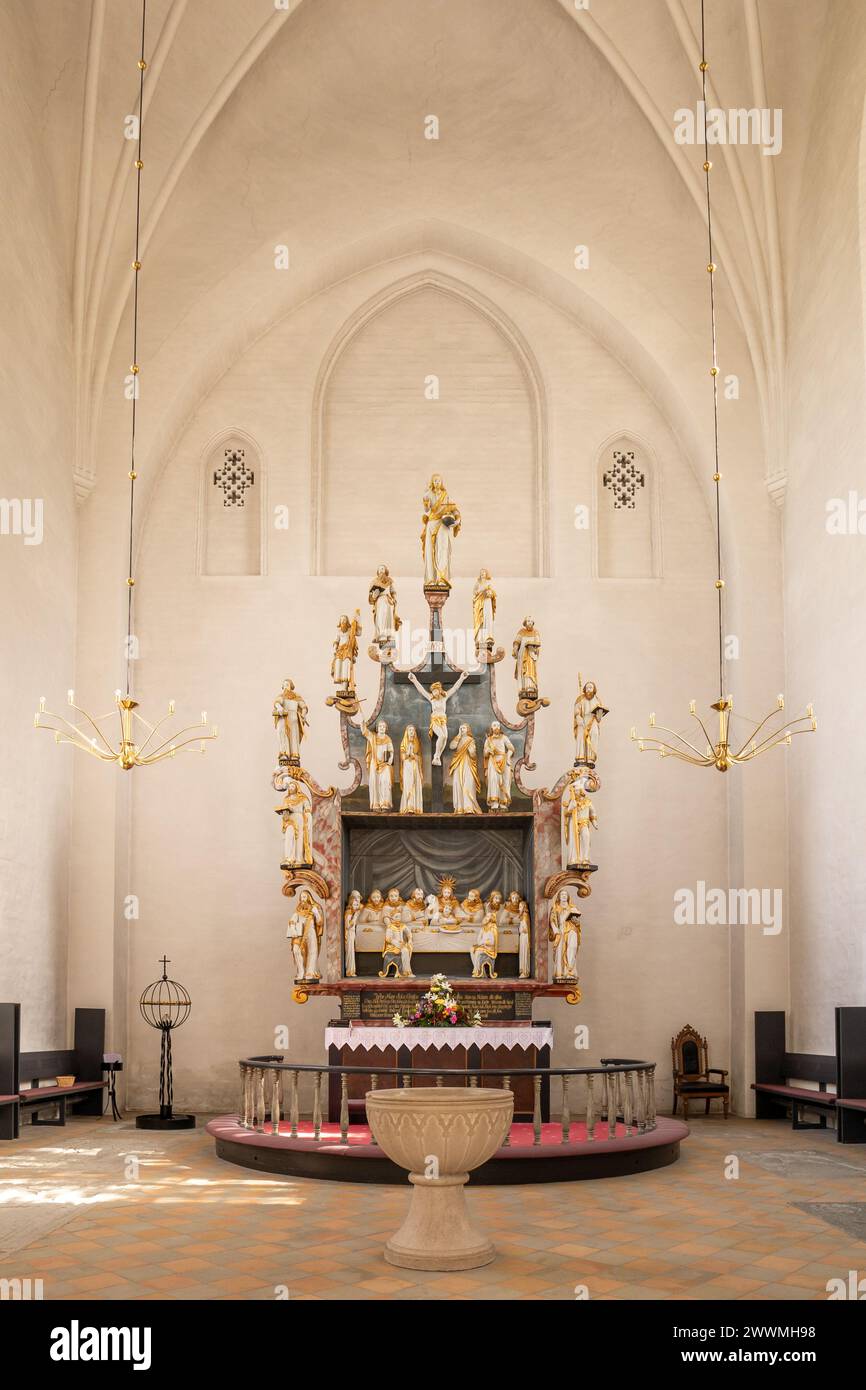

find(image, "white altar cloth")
[325,1024,553,1052]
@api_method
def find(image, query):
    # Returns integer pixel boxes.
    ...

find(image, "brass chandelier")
[35,0,217,770]
[631,0,815,772]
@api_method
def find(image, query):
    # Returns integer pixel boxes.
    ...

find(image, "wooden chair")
[671,1024,729,1118]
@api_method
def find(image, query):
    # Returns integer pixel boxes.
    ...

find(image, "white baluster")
[271,1068,282,1136]
[586,1072,595,1142]
[290,1070,299,1138]
[313,1070,323,1141]
[339,1073,349,1144]
[532,1074,542,1146]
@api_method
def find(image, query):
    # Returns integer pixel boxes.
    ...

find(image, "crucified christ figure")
[407,669,468,766]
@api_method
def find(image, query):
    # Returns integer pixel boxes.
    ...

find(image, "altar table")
[325,1023,552,1123]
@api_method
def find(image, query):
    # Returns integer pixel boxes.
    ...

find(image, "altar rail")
[236,1056,657,1147]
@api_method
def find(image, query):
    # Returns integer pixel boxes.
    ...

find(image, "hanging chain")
[125,0,148,697]
[699,0,726,704]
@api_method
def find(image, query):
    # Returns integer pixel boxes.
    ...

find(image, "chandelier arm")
[132,710,178,756]
[729,708,787,755]
[642,723,712,759]
[43,707,118,757]
[137,728,217,762]
[735,719,816,760]
[689,711,717,753]
[639,743,711,767]
[46,730,119,762]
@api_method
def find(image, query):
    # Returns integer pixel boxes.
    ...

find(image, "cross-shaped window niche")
[603,449,645,510]
[213,448,255,507]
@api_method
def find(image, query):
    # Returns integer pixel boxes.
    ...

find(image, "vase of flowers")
[392,974,482,1028]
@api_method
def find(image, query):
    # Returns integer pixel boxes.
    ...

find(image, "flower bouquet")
[392,973,481,1028]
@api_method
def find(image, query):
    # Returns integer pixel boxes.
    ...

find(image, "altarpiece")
[270,476,609,1045]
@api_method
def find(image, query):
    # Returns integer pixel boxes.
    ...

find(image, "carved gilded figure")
[277,778,313,867]
[483,721,515,810]
[379,918,405,978]
[384,887,404,916]
[369,566,402,649]
[344,889,362,978]
[470,912,499,978]
[573,675,609,765]
[562,769,598,867]
[287,889,324,981]
[499,890,523,930]
[399,921,415,979]
[359,889,385,928]
[403,887,427,925]
[331,611,361,692]
[458,888,485,926]
[360,719,394,811]
[421,474,461,588]
[449,723,482,814]
[485,889,504,921]
[433,876,461,932]
[399,725,424,813]
[548,889,581,982]
[273,679,308,763]
[408,669,468,766]
[518,899,531,978]
[472,568,496,654]
[512,617,541,699]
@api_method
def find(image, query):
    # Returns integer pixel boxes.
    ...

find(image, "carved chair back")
[671,1024,709,1080]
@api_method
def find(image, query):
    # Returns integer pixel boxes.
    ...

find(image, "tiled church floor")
[1,1113,865,1301]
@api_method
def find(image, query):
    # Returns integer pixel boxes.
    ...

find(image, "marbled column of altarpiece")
[311,790,342,981]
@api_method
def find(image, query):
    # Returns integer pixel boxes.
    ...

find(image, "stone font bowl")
[366,1085,513,1270]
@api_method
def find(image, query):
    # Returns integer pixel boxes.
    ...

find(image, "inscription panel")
[357,989,516,1020]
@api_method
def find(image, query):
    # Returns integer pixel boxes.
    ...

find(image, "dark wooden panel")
[784,1052,835,1084]
[0,1003,20,1098]
[754,1010,785,1084]
[836,1006,866,1096]
[19,1050,75,1082]
[836,1007,866,1144]
[73,1008,105,1083]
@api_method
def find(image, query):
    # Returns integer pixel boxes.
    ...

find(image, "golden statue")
[273,679,308,764]
[276,778,313,867]
[330,610,361,693]
[430,875,461,932]
[421,474,461,588]
[344,889,362,977]
[458,888,485,926]
[408,669,468,765]
[513,617,541,699]
[448,723,482,814]
[548,890,581,982]
[399,725,424,813]
[286,890,324,981]
[483,722,515,810]
[562,769,598,868]
[379,918,405,978]
[518,899,531,978]
[472,569,496,654]
[360,720,394,811]
[470,911,499,978]
[369,565,402,650]
[573,674,609,766]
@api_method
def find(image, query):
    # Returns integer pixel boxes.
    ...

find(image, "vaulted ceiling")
[23,0,839,504]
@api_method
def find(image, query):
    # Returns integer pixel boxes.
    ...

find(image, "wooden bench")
[752,1010,836,1129]
[752,1008,866,1141]
[0,1004,107,1139]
